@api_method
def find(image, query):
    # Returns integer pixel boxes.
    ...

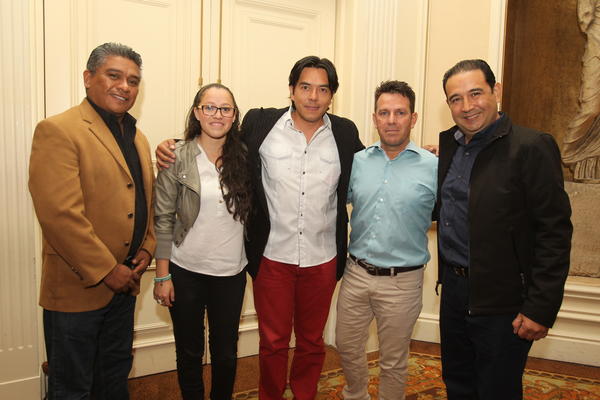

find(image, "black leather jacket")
[436,115,572,328]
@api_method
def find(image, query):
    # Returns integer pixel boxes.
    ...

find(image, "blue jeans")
[168,262,246,400]
[440,267,532,400]
[44,293,136,400]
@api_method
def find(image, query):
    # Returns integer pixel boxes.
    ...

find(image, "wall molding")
[133,322,173,348]
[0,376,40,400]
[488,0,508,81]
[123,0,171,7]
[236,0,319,18]
[130,313,262,376]
[248,16,304,30]
[412,277,600,366]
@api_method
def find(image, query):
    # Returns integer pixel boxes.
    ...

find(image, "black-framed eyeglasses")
[197,105,236,117]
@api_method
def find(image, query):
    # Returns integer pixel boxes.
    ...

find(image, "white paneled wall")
[0,0,44,398]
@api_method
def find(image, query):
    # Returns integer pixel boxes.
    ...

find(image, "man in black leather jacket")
[436,59,572,400]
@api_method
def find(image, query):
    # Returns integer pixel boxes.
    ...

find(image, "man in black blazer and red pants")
[243,56,363,400]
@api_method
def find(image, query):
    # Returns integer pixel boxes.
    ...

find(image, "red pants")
[253,256,337,400]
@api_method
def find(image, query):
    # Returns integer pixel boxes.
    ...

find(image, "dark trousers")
[439,267,532,400]
[44,293,136,400]
[168,262,246,400]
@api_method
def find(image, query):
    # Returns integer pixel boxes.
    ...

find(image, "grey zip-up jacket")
[154,140,202,260]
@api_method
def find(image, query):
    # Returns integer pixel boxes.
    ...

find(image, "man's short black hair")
[86,42,142,73]
[288,56,339,93]
[374,80,416,113]
[442,59,496,95]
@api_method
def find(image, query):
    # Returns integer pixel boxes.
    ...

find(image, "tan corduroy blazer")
[29,99,156,312]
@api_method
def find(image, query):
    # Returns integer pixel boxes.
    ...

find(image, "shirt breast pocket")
[262,143,292,181]
[317,148,341,187]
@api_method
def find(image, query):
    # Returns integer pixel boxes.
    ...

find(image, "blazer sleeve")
[519,132,573,327]
[29,119,117,287]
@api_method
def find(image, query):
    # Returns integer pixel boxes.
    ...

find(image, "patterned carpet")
[232,352,600,399]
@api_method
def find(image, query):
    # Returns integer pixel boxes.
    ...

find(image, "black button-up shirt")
[438,113,504,268]
[88,98,148,263]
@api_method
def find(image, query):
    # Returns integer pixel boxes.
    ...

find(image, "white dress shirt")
[259,109,340,267]
[171,144,247,276]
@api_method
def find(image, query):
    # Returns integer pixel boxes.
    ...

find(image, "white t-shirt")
[171,145,247,276]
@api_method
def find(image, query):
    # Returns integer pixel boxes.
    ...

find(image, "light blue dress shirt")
[347,141,438,268]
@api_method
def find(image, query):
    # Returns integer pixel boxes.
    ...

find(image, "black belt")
[349,254,423,276]
[447,263,468,277]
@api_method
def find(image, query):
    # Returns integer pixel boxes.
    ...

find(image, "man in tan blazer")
[29,42,156,399]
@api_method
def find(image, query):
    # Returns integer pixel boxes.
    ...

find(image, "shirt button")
[384,180,388,184]
[445,222,449,226]
[303,171,306,175]
[299,232,303,235]
[302,192,305,195]
[380,198,384,202]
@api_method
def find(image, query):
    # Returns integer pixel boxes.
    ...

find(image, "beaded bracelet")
[153,273,172,283]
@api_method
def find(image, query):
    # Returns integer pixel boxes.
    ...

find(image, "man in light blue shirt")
[335,81,437,400]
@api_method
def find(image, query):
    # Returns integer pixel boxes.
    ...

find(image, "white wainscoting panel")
[529,277,600,366]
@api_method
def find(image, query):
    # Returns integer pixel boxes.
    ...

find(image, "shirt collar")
[453,112,505,144]
[282,106,332,131]
[87,97,137,128]
[366,140,420,156]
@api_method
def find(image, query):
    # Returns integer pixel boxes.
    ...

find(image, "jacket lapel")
[79,99,132,181]
[468,117,510,210]
[438,127,459,188]
[330,115,349,177]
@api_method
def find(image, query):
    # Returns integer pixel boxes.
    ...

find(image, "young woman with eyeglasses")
[153,83,252,399]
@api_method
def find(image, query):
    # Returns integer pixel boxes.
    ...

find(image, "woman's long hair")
[183,83,252,225]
